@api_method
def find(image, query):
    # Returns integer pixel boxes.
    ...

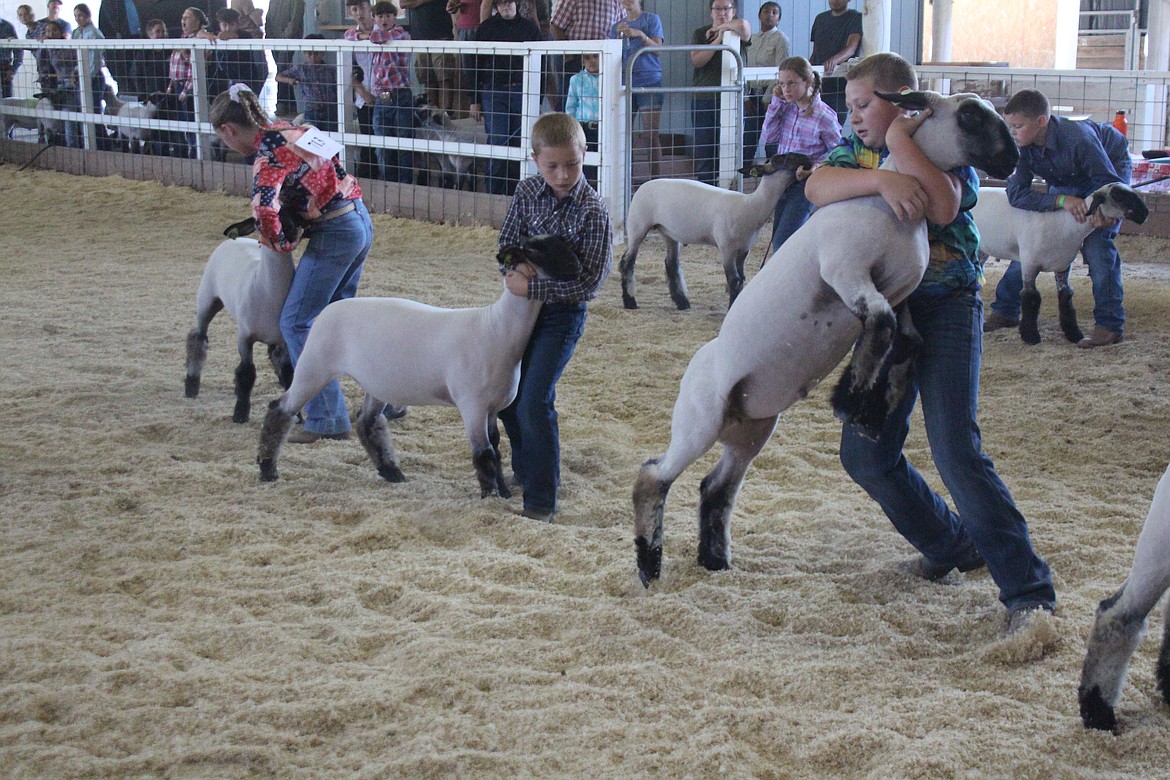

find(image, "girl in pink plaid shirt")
[761,56,842,255]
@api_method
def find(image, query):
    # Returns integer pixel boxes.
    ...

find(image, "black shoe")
[911,548,986,581]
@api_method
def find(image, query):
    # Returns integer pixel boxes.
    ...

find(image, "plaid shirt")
[367,23,411,92]
[760,94,842,164]
[251,123,362,251]
[499,175,612,304]
[550,0,622,40]
[168,33,195,95]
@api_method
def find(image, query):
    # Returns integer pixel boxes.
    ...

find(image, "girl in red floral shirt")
[211,85,375,443]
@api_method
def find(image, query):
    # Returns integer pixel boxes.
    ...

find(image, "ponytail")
[210,85,270,131]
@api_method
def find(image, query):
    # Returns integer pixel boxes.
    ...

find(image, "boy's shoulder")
[823,134,884,170]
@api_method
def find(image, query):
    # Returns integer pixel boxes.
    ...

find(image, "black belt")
[301,200,356,223]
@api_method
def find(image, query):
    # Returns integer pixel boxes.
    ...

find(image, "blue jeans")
[483,85,522,195]
[990,223,1124,333]
[839,289,1056,611]
[768,178,814,255]
[499,303,587,514]
[692,96,718,186]
[280,199,374,435]
[373,88,414,183]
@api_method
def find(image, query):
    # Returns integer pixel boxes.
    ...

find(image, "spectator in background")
[230,0,262,37]
[401,0,456,113]
[165,6,207,157]
[549,0,620,112]
[42,20,80,144]
[448,0,480,116]
[203,7,266,97]
[690,0,749,187]
[265,0,303,116]
[98,0,141,96]
[15,5,37,92]
[565,51,600,187]
[612,0,662,174]
[138,17,170,98]
[368,0,414,183]
[275,33,337,131]
[36,0,72,91]
[470,0,541,194]
[809,0,861,125]
[71,2,105,144]
[344,0,378,179]
[0,15,17,99]
[743,1,787,162]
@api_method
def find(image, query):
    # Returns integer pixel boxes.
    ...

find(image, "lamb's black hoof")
[232,404,250,424]
[622,292,638,310]
[673,298,691,311]
[697,549,730,572]
[497,485,512,500]
[636,537,662,588]
[1078,686,1119,733]
[1063,327,1085,344]
[378,464,407,483]
[184,376,200,398]
[258,459,278,482]
[383,404,408,420]
[1020,326,1042,346]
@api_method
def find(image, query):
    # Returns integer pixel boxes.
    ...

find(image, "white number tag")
[294,126,343,160]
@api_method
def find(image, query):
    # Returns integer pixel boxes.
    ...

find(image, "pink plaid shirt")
[550,0,622,40]
[168,32,196,95]
[368,23,411,92]
[761,94,842,164]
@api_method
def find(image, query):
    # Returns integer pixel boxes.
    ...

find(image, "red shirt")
[251,123,362,250]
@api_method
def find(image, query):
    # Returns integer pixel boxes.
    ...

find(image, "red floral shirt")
[251,123,362,251]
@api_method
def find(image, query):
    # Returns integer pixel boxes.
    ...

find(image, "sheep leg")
[257,398,296,482]
[1054,269,1084,343]
[664,238,690,311]
[619,232,644,309]
[233,335,258,424]
[268,341,295,390]
[462,406,507,498]
[1079,467,1170,730]
[832,303,921,438]
[356,394,406,483]
[489,414,511,497]
[697,414,778,572]
[184,299,223,398]
[724,247,749,310]
[634,344,724,586]
[1019,281,1043,346]
[1158,600,1170,707]
[829,292,897,429]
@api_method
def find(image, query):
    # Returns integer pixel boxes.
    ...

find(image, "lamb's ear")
[1085,190,1105,217]
[875,90,932,112]
[496,244,525,266]
[782,152,814,171]
[738,162,766,177]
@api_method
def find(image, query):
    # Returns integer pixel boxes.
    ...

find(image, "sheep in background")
[102,89,172,153]
[618,153,813,311]
[631,91,1020,587]
[416,108,488,191]
[1079,462,1170,732]
[257,235,580,495]
[973,183,1148,344]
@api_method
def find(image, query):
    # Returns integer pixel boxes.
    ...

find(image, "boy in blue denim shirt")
[498,113,612,522]
[806,53,1056,634]
[275,35,339,132]
[986,89,1130,347]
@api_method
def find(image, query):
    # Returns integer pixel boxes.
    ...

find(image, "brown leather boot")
[1076,326,1123,348]
[983,312,1019,333]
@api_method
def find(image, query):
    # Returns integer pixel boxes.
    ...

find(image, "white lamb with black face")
[631,90,1021,587]
[1079,461,1170,733]
[973,183,1148,344]
[256,235,581,496]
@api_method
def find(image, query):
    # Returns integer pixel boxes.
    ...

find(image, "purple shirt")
[760,94,842,163]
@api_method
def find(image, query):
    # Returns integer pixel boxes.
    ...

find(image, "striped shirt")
[760,94,841,163]
[168,32,195,95]
[251,123,362,250]
[499,175,613,304]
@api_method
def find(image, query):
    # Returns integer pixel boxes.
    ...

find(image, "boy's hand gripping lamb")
[973,183,1147,345]
[632,91,1019,587]
[257,235,581,495]
[619,152,813,311]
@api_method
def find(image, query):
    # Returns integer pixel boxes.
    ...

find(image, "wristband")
[1057,195,1066,209]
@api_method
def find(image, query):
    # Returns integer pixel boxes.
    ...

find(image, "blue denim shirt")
[1006,115,1129,212]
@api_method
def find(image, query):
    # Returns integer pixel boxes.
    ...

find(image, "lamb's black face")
[739,152,814,178]
[955,98,1019,179]
[1088,184,1149,224]
[497,234,581,281]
